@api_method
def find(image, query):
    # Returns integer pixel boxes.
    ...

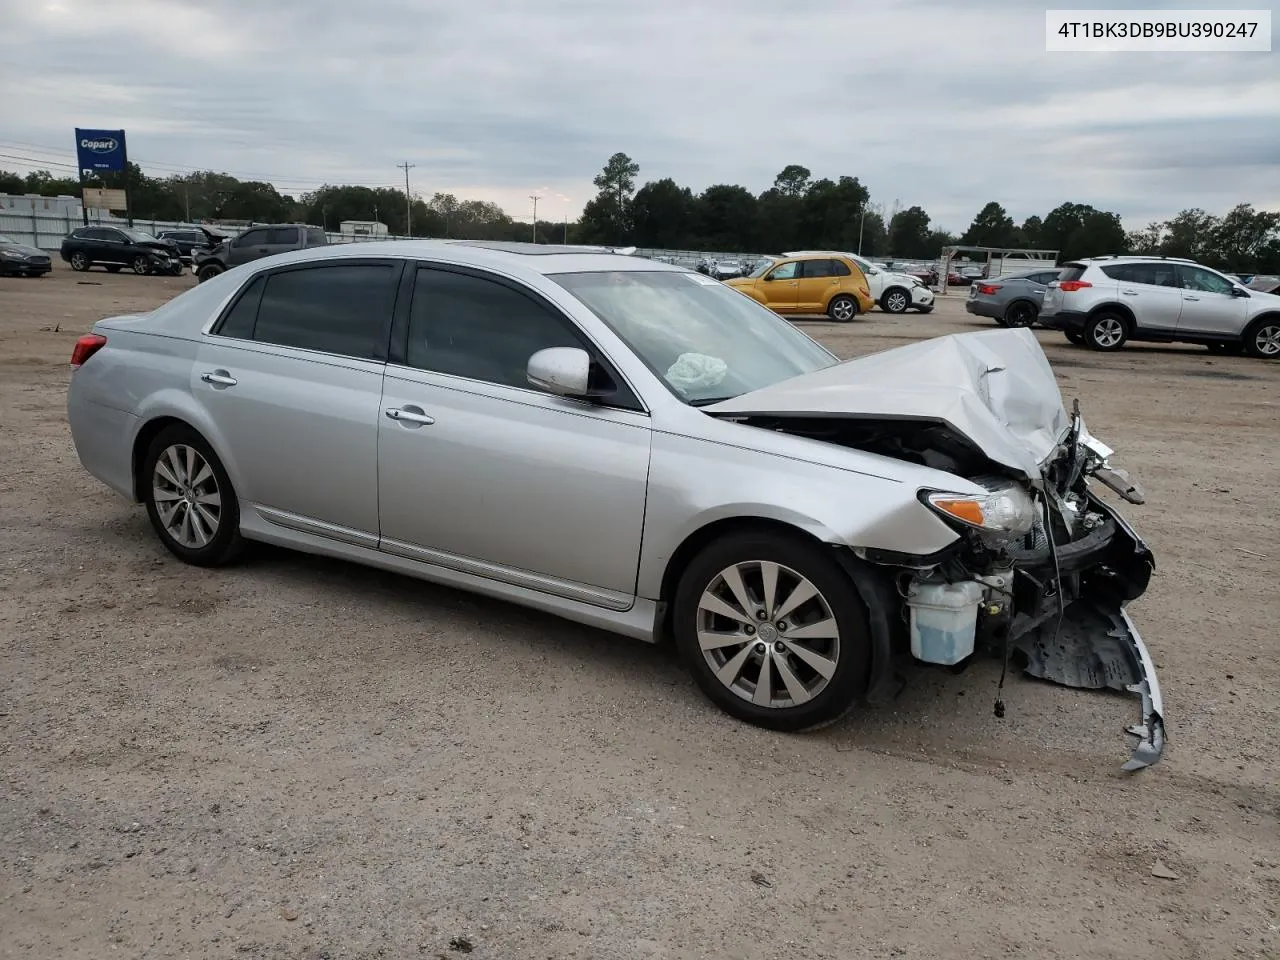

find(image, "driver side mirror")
[527,347,593,398]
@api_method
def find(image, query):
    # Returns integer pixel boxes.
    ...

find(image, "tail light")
[70,333,107,368]
[977,283,1001,295]
[1058,280,1093,292]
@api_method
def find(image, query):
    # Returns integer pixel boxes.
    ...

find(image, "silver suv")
[1038,255,1280,359]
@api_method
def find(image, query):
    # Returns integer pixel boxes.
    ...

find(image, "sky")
[1,0,1277,233]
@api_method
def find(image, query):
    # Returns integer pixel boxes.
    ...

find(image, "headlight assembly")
[922,481,1036,539]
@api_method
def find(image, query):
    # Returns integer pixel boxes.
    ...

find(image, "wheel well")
[658,517,832,633]
[1086,302,1135,331]
[1005,297,1038,313]
[1246,311,1280,333]
[131,416,189,501]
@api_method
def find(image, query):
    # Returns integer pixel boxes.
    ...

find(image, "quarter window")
[252,263,398,359]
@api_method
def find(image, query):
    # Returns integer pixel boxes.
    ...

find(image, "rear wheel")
[827,294,857,323]
[1065,330,1085,345]
[1206,341,1242,355]
[142,425,245,567]
[1244,317,1280,359]
[1084,312,1128,351]
[880,288,910,314]
[69,251,89,271]
[673,531,871,731]
[1004,300,1037,328]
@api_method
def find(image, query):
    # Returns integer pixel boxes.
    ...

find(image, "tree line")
[5,155,1278,272]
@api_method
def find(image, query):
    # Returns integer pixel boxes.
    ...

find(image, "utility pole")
[529,194,538,243]
[563,215,568,244]
[183,177,191,223]
[397,161,415,236]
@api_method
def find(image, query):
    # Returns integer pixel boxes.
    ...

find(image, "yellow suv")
[725,253,874,322]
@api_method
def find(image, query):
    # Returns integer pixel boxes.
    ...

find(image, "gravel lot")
[2,263,1278,960]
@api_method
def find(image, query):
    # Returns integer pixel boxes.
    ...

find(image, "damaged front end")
[867,408,1163,771]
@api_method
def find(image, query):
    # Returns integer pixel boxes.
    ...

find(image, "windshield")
[551,270,837,405]
[124,229,158,243]
[746,258,776,278]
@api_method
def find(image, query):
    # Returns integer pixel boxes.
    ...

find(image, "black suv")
[157,226,233,263]
[193,223,329,282]
[60,226,184,275]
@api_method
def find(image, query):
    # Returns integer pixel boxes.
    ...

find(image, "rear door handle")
[385,407,435,426]
[200,370,237,387]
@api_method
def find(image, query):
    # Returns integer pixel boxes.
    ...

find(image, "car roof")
[227,238,683,276]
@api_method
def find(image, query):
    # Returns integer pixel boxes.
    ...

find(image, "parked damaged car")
[64,241,1163,770]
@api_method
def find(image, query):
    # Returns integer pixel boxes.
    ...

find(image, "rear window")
[305,227,328,246]
[1057,264,1087,282]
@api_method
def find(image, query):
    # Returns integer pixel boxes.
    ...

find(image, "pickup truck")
[193,223,329,282]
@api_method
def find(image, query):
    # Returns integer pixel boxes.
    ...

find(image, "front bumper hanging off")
[1013,602,1165,771]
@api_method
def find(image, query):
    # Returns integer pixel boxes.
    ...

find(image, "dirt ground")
[2,263,1278,960]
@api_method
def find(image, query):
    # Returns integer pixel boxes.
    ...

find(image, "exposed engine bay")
[727,403,1165,772]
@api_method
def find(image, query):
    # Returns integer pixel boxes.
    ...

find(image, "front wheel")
[131,255,152,276]
[1084,312,1128,351]
[827,294,857,323]
[143,425,245,567]
[880,288,910,314]
[197,263,225,283]
[1244,318,1280,359]
[673,531,871,731]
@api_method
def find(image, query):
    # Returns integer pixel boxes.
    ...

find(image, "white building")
[339,220,389,241]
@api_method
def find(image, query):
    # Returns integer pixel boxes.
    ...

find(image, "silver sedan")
[66,239,1164,769]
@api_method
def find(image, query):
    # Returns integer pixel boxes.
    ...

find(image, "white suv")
[1039,255,1280,359]
[784,251,934,314]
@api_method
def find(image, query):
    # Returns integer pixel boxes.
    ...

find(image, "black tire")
[69,251,90,272]
[1083,311,1128,351]
[197,263,225,283]
[142,424,245,567]
[880,287,910,314]
[672,530,872,732]
[1206,341,1242,355]
[1243,317,1280,360]
[827,294,858,323]
[1004,300,1038,328]
[131,255,151,276]
[1065,330,1085,345]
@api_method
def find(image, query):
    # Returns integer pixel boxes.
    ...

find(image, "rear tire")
[197,263,225,283]
[69,251,89,271]
[673,531,871,732]
[1206,341,1242,355]
[1065,330,1085,345]
[1083,312,1128,351]
[142,425,245,567]
[1004,300,1037,328]
[827,294,857,323]
[1243,317,1280,359]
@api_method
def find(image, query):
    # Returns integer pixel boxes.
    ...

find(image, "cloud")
[0,0,1275,230]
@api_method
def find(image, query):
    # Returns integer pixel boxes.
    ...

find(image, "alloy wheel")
[1092,316,1124,348]
[132,256,151,275]
[152,443,222,548]
[830,298,855,322]
[1254,323,1280,357]
[885,291,908,313]
[696,560,840,708]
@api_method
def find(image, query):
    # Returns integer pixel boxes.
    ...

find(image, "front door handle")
[1183,296,1200,301]
[385,407,435,426]
[1121,290,1139,296]
[200,370,237,387]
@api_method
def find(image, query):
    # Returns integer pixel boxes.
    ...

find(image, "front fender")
[636,429,963,598]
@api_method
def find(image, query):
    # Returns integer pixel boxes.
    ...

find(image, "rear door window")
[252,262,399,359]
[800,259,836,278]
[215,274,265,339]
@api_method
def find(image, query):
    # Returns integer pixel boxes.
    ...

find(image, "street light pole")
[530,194,538,243]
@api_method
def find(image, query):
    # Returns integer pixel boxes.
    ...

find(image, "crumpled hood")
[704,327,1070,479]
